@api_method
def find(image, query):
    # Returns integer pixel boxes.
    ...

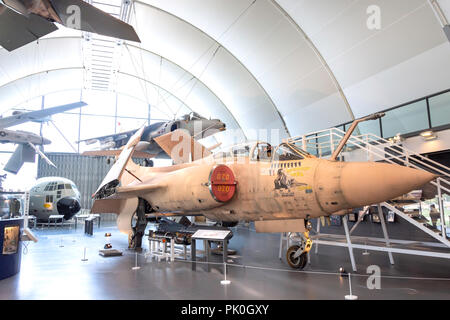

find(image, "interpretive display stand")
[191,229,232,271]
[146,236,188,262]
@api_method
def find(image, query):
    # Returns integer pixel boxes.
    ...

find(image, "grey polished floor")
[0,222,449,300]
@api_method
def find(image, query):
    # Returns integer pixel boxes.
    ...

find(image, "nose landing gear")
[286,220,313,269]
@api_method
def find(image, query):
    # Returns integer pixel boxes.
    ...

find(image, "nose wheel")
[286,230,312,270]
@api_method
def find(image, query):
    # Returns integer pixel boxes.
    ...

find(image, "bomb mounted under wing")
[0,0,140,52]
[90,114,437,269]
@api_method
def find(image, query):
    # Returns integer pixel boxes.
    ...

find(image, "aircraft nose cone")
[57,197,81,220]
[42,137,51,145]
[340,162,437,207]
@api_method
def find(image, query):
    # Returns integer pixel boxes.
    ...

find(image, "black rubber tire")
[286,246,308,269]
[286,245,301,268]
[299,252,308,269]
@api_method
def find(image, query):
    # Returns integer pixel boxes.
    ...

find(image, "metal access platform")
[281,127,450,271]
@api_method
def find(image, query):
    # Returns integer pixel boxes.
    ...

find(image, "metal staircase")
[287,127,450,218]
[284,127,450,271]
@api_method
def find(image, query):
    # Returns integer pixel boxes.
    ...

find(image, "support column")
[343,215,357,272]
[437,179,447,239]
[377,204,394,265]
[315,218,321,254]
[191,239,196,271]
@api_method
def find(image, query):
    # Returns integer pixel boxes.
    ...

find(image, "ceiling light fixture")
[420,130,437,141]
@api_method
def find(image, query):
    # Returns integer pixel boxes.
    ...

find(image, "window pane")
[381,100,429,138]
[429,92,450,128]
[355,120,381,137]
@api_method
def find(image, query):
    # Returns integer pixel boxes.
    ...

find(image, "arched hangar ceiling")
[0,0,449,140]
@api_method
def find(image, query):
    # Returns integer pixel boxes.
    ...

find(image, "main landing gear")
[128,199,148,251]
[286,220,313,269]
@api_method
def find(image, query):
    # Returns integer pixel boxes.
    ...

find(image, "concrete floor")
[0,222,449,300]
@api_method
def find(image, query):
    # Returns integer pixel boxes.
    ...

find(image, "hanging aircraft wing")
[76,129,138,145]
[3,142,56,174]
[82,150,157,159]
[0,4,58,51]
[0,102,87,129]
[154,129,211,164]
[51,0,140,42]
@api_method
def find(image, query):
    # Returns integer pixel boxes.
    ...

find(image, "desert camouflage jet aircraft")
[91,114,437,269]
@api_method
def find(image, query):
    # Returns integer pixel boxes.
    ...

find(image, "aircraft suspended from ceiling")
[79,112,227,166]
[0,0,140,52]
[0,101,87,174]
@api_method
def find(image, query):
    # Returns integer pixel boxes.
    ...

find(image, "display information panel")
[2,225,19,255]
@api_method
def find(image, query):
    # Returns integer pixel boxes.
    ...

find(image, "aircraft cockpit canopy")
[273,143,310,161]
[213,141,313,162]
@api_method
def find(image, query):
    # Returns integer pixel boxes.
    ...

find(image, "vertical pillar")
[77,90,83,153]
[377,204,394,265]
[191,239,196,271]
[223,239,228,264]
[315,218,321,254]
[437,179,447,239]
[343,215,357,272]
[148,103,151,125]
[114,92,118,134]
[278,233,285,260]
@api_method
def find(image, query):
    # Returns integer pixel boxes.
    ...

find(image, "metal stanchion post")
[220,262,231,285]
[81,247,88,261]
[344,273,358,300]
[132,252,141,270]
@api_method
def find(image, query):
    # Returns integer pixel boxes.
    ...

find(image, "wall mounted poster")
[3,226,19,255]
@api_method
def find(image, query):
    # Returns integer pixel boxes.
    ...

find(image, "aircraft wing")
[154,129,211,164]
[82,149,157,159]
[0,102,87,129]
[51,0,140,42]
[114,183,166,198]
[0,4,58,51]
[77,128,138,145]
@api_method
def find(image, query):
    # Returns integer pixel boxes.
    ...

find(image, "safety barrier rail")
[287,127,449,242]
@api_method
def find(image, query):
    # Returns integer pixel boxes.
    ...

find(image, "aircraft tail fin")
[51,0,140,42]
[92,127,145,200]
[3,143,56,174]
[154,129,211,164]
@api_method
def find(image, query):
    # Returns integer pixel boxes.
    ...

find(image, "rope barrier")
[127,248,450,282]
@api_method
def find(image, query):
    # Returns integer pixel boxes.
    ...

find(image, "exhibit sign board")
[0,218,23,280]
[192,229,231,240]
[2,225,19,255]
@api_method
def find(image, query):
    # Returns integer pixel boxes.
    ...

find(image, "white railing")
[288,127,449,241]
